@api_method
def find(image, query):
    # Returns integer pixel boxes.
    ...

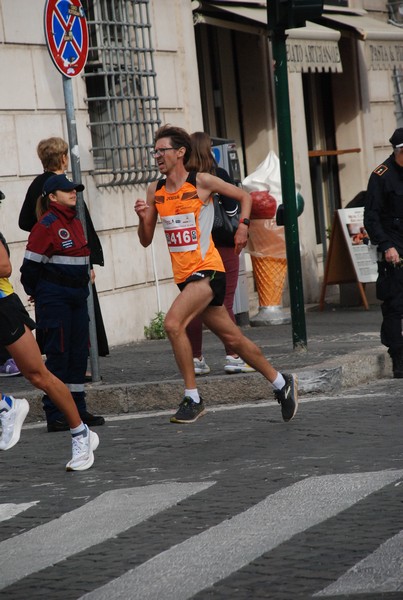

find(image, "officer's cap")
[389,128,403,148]
[42,174,84,197]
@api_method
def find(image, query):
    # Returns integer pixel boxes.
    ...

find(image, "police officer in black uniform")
[364,127,403,377]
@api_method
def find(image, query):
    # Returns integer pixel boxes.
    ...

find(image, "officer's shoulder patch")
[39,212,58,227]
[373,164,388,176]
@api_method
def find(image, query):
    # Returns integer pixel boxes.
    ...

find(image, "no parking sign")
[44,0,88,77]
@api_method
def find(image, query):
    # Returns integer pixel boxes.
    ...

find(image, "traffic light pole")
[271,31,307,349]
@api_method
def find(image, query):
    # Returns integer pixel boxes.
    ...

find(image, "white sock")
[272,373,286,390]
[70,422,86,436]
[185,389,200,403]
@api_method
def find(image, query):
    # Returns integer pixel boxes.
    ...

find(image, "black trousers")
[377,260,403,352]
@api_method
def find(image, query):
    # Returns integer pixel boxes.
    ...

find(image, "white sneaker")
[224,356,256,374]
[66,425,99,472]
[0,397,29,450]
[193,356,211,375]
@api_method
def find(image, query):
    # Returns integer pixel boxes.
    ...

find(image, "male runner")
[135,125,298,424]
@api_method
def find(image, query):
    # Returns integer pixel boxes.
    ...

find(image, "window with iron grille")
[81,0,161,187]
[393,66,403,126]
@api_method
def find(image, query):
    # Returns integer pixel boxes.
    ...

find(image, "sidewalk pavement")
[2,303,391,424]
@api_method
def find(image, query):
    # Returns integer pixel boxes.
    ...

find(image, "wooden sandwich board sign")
[319,208,378,311]
[44,0,88,77]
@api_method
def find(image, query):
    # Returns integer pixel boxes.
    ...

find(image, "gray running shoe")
[170,397,206,423]
[224,356,255,373]
[274,373,298,422]
[193,357,210,375]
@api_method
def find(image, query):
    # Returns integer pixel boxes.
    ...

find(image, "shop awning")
[286,22,342,73]
[322,13,403,70]
[193,2,342,73]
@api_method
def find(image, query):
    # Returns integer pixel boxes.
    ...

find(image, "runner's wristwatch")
[239,218,250,226]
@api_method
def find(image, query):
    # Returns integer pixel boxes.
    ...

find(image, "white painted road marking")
[0,482,214,590]
[80,470,403,600]
[0,502,38,522]
[315,529,403,596]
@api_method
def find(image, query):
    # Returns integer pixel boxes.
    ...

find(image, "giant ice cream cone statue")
[243,152,291,325]
[247,199,290,325]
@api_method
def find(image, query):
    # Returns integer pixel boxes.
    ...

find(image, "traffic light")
[268,0,324,32]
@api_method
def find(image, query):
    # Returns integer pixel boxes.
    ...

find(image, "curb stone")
[18,346,391,424]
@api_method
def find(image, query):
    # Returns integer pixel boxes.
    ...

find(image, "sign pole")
[44,0,100,381]
[63,76,100,382]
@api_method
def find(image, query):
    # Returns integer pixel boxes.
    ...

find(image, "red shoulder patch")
[373,164,388,176]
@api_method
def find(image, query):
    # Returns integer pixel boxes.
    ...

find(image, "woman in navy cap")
[364,127,403,377]
[20,174,105,431]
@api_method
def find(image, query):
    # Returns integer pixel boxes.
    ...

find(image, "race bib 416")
[161,213,198,252]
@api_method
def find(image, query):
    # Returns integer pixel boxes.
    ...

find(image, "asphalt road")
[0,378,402,600]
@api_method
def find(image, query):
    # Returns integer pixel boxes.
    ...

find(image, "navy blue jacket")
[364,153,403,255]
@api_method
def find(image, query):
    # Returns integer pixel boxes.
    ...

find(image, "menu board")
[319,208,378,310]
[337,208,378,283]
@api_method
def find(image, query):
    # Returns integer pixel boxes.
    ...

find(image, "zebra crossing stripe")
[0,502,38,523]
[315,529,403,596]
[80,470,403,600]
[0,481,214,591]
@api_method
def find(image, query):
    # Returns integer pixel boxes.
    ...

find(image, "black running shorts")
[177,270,226,306]
[0,293,36,346]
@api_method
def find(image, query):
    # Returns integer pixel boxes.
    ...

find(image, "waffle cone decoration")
[251,255,287,306]
[247,219,286,259]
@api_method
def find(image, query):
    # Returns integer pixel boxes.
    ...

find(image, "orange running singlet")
[155,172,224,283]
